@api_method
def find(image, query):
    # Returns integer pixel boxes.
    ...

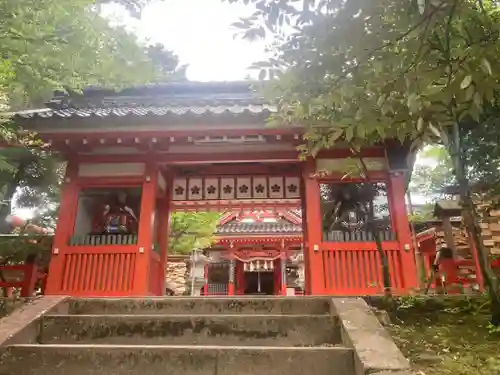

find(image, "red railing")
[0,263,42,297]
[320,242,404,295]
[60,247,136,296]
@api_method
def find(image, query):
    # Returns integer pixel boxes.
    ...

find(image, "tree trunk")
[447,121,500,325]
[368,199,392,297]
[353,149,392,297]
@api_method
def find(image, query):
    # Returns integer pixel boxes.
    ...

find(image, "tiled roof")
[216,220,302,235]
[13,81,277,121]
[14,105,275,119]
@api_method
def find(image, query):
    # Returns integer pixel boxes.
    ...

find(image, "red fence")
[60,247,136,296]
[0,263,44,297]
[320,242,404,295]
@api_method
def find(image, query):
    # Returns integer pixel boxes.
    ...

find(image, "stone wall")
[165,256,189,295]
[476,206,500,256]
[430,205,500,257]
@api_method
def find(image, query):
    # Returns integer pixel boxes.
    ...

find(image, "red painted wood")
[135,161,158,295]
[389,173,418,290]
[149,252,163,296]
[45,159,80,295]
[172,201,301,212]
[74,151,300,164]
[319,244,405,295]
[0,263,39,297]
[273,259,281,295]
[319,242,400,251]
[59,251,137,295]
[203,265,208,296]
[173,163,302,176]
[316,171,389,183]
[236,261,245,295]
[228,282,235,295]
[302,159,325,295]
[217,237,302,245]
[75,176,145,187]
[467,235,484,291]
[43,127,300,141]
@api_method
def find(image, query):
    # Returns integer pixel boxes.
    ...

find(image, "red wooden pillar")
[45,160,79,295]
[302,160,325,295]
[134,161,158,295]
[389,172,418,290]
[203,264,208,295]
[158,170,173,294]
[281,251,288,296]
[21,263,39,297]
[236,261,245,295]
[273,259,281,295]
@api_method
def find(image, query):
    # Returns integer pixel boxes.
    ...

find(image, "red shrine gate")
[12,82,417,296]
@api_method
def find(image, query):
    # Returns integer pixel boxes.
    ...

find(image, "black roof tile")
[216,220,302,235]
[13,81,276,120]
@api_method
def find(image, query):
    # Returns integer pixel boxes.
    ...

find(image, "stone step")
[68,297,331,315]
[39,314,341,346]
[0,344,355,375]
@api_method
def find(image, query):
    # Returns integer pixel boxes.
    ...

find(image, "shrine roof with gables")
[215,210,302,237]
[216,220,302,235]
[13,81,276,122]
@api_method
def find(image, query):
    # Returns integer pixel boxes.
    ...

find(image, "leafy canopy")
[169,212,221,254]
[0,0,180,108]
[228,0,500,155]
[410,145,454,198]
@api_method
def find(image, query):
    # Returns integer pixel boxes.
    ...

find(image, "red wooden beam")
[39,127,302,140]
[74,151,301,164]
[173,163,301,176]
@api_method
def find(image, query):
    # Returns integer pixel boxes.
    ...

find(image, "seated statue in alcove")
[323,185,368,232]
[92,191,138,234]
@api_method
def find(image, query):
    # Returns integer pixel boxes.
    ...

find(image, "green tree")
[410,145,455,198]
[169,212,221,254]
[0,0,187,231]
[146,43,188,82]
[230,0,500,322]
[461,108,500,196]
[0,0,165,109]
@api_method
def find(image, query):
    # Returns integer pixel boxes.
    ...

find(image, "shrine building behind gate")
[12,81,417,296]
[202,210,304,296]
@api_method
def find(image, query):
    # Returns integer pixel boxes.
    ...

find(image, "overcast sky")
[103,0,268,81]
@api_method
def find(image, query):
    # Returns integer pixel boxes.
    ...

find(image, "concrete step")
[68,297,331,315]
[39,314,341,346]
[0,344,355,375]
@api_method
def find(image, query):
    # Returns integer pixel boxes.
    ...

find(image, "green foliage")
[169,212,221,254]
[0,0,186,231]
[408,203,434,222]
[461,107,500,196]
[410,145,455,198]
[0,0,173,109]
[145,43,188,82]
[230,0,500,156]
[0,234,52,265]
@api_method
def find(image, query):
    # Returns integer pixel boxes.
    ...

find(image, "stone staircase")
[0,297,411,375]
